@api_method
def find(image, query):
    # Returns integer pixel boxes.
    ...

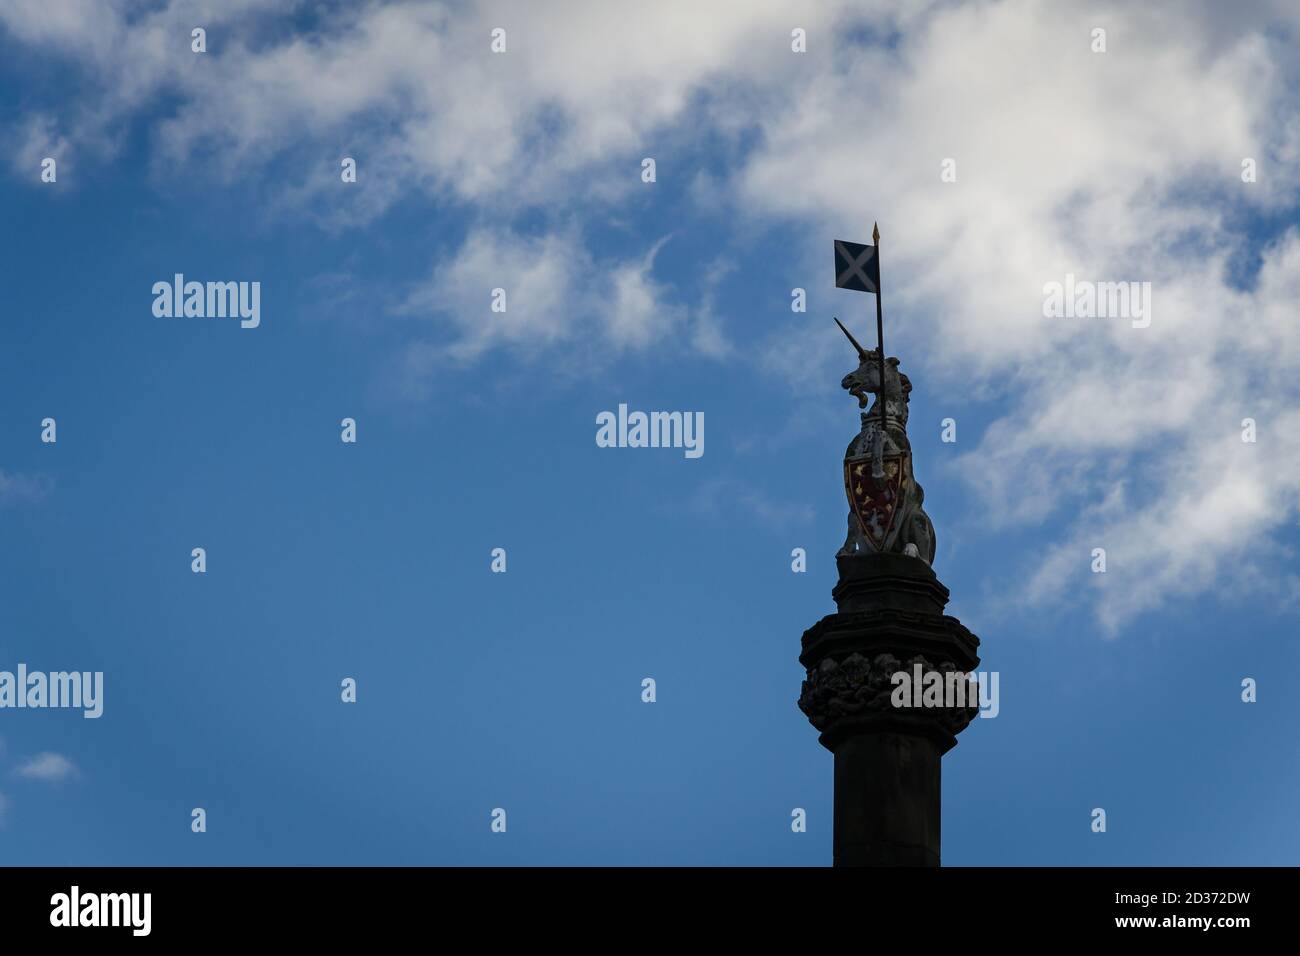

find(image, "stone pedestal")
[798,553,980,867]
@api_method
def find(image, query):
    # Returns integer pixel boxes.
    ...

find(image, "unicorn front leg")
[838,510,866,556]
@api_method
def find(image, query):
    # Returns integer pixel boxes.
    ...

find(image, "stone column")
[798,553,981,867]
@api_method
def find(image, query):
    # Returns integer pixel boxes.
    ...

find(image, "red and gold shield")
[844,454,909,551]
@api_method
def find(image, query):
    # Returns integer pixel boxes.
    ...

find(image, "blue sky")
[2,0,1299,865]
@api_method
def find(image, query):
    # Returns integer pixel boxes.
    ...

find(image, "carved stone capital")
[798,651,978,746]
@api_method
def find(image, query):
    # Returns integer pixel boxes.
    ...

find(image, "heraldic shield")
[844,453,910,552]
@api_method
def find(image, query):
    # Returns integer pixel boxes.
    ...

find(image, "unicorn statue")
[834,318,936,565]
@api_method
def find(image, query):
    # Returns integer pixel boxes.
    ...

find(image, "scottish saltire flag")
[835,238,880,293]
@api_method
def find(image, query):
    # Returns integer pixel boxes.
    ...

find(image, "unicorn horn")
[834,317,868,360]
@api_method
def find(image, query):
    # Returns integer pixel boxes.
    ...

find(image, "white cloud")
[394,226,693,381]
[605,238,686,351]
[1,0,850,208]
[11,113,69,179]
[14,752,78,783]
[401,227,587,363]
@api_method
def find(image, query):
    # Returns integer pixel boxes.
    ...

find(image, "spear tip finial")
[872,221,880,244]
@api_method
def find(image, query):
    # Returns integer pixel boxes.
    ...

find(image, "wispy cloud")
[13,752,78,783]
[690,477,815,529]
[394,227,698,387]
[0,469,53,506]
